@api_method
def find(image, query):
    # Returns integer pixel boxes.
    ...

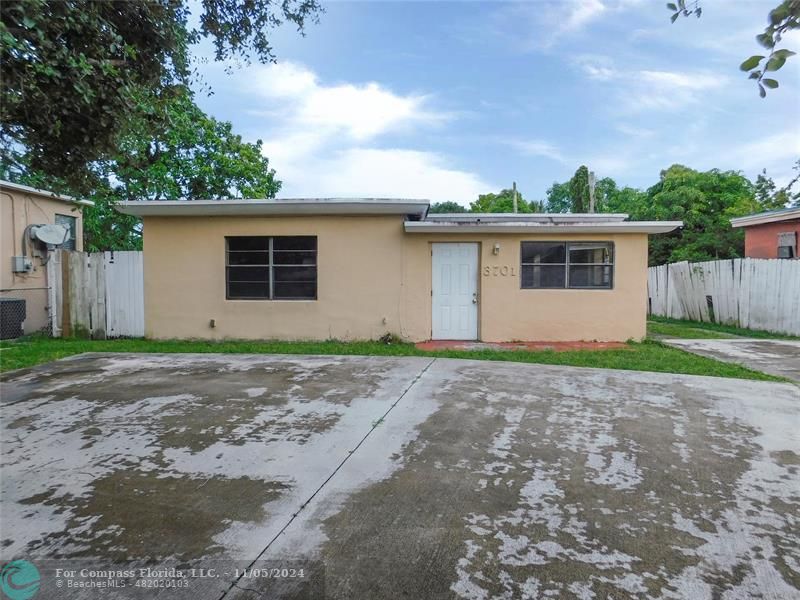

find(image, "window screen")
[521,241,614,289]
[777,232,796,259]
[226,236,317,300]
[55,214,77,251]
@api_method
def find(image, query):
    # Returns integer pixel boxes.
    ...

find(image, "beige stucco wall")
[142,215,649,342]
[0,186,85,333]
[402,231,648,342]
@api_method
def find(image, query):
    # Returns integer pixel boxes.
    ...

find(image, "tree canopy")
[13,91,281,252]
[470,188,540,213]
[429,201,468,214]
[620,165,758,265]
[544,171,621,213]
[568,166,591,213]
[538,163,797,265]
[0,0,321,186]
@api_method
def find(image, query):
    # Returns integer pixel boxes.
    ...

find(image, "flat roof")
[115,199,682,232]
[730,206,800,228]
[0,179,94,206]
[404,220,683,234]
[116,198,430,217]
[427,213,630,223]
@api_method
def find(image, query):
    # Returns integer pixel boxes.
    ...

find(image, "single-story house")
[117,199,682,342]
[730,206,800,259]
[1,180,93,335]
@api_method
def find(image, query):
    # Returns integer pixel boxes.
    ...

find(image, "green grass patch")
[0,336,785,383]
[648,316,800,340]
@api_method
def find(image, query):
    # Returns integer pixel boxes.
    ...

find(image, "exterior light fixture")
[493,243,501,255]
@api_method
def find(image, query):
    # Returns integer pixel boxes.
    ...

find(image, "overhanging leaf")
[765,55,787,71]
[756,33,776,49]
[762,78,779,89]
[769,5,789,25]
[772,49,796,59]
[739,55,764,71]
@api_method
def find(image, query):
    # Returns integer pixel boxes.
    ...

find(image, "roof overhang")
[0,179,94,207]
[404,221,683,234]
[730,207,800,228]
[117,198,430,217]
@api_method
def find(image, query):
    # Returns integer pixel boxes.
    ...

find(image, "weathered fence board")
[49,250,144,338]
[648,258,800,336]
[105,251,145,338]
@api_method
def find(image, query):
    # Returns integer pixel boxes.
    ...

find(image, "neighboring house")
[117,199,681,342]
[1,180,93,335]
[730,207,800,259]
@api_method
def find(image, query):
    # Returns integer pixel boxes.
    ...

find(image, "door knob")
[472,294,478,304]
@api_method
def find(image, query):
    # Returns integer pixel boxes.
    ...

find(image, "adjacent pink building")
[731,207,800,259]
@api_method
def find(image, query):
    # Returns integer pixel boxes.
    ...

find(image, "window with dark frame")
[521,241,614,289]
[55,214,77,251]
[226,236,317,300]
[777,232,796,259]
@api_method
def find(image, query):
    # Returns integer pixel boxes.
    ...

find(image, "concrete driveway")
[1,354,799,599]
[662,338,800,383]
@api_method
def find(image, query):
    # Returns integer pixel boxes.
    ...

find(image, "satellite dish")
[32,224,69,246]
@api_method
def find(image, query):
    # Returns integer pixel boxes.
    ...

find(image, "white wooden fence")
[648,258,800,335]
[47,250,144,338]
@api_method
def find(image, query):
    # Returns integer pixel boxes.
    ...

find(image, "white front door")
[431,243,479,340]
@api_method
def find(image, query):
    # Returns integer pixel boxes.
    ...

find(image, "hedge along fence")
[648,258,800,336]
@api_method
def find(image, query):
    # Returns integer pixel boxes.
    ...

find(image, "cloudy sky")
[192,0,800,205]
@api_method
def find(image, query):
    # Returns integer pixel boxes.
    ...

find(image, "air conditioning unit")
[0,298,26,339]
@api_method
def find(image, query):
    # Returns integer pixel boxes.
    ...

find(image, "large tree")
[632,165,757,265]
[544,168,619,213]
[470,188,539,213]
[543,181,572,213]
[543,164,795,264]
[568,166,591,213]
[0,0,321,186]
[15,91,281,251]
[429,201,468,214]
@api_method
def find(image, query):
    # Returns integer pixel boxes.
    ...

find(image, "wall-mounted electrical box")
[11,256,33,273]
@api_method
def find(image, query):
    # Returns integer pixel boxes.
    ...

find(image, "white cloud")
[483,0,645,51]
[506,139,566,163]
[626,70,726,111]
[616,124,656,138]
[250,62,446,141]
[572,56,727,111]
[573,54,618,80]
[638,70,720,91]
[716,131,800,186]
[241,62,494,204]
[560,0,607,35]
[305,148,491,203]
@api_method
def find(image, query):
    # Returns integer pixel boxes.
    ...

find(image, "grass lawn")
[647,316,800,340]
[0,335,786,382]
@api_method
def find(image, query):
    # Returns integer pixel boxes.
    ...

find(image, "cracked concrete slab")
[1,353,799,599]
[662,338,800,383]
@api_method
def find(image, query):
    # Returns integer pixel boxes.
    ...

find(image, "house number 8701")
[483,266,517,277]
